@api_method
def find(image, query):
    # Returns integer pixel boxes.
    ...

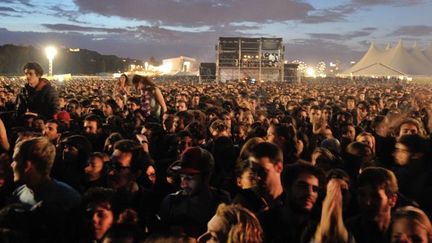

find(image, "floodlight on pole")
[305,67,316,78]
[45,46,57,77]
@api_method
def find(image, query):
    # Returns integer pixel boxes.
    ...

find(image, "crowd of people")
[0,62,431,242]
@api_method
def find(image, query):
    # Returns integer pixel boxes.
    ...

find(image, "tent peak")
[396,40,404,49]
[385,42,392,50]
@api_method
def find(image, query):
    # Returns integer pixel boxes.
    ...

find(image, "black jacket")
[158,187,231,238]
[16,78,59,119]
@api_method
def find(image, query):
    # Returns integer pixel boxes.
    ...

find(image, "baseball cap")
[169,147,214,174]
[54,111,71,122]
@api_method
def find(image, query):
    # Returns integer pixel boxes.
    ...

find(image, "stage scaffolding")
[216,37,285,82]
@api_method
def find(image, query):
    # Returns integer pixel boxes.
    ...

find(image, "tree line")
[0,44,145,75]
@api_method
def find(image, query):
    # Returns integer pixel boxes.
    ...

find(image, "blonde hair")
[392,206,432,242]
[356,132,376,154]
[13,137,56,176]
[216,204,263,243]
[396,118,426,137]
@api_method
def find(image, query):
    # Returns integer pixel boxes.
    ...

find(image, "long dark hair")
[117,74,131,86]
[132,75,155,87]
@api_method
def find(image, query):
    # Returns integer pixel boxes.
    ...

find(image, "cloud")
[308,33,346,40]
[41,21,265,43]
[301,0,426,24]
[0,6,22,17]
[286,38,363,63]
[0,28,185,60]
[0,26,244,61]
[351,0,425,6]
[301,13,343,24]
[346,30,374,39]
[73,0,314,26]
[388,25,432,36]
[307,28,375,41]
[43,24,128,34]
[41,23,201,42]
[208,23,262,34]
[134,26,181,41]
[0,6,17,12]
[357,40,370,48]
[2,0,35,7]
[48,6,88,24]
[351,0,395,5]
[302,5,356,24]
[0,27,366,64]
[362,27,377,31]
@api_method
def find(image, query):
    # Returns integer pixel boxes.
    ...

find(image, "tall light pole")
[45,46,57,77]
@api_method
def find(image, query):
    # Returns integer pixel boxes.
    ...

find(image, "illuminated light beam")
[45,46,57,77]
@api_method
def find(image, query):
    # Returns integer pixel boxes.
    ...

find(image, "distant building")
[161,56,199,75]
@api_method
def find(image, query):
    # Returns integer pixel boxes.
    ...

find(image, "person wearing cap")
[54,110,72,129]
[158,146,231,238]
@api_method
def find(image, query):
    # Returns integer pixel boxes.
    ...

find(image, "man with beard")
[125,97,141,121]
[83,114,107,152]
[259,162,325,243]
[42,119,64,145]
[158,147,230,238]
[346,167,398,243]
[65,99,84,132]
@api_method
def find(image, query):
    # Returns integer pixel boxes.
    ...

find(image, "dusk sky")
[1,0,432,64]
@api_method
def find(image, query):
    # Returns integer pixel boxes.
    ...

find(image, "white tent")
[385,42,391,50]
[410,42,432,66]
[341,41,432,77]
[425,43,432,61]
